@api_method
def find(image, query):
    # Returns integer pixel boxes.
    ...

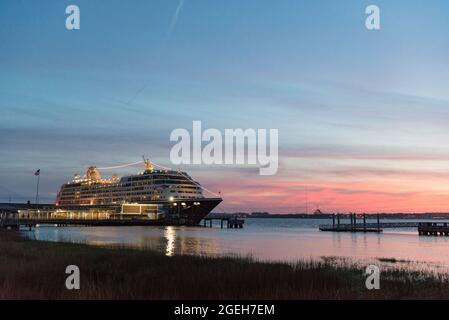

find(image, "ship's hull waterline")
[57,197,223,226]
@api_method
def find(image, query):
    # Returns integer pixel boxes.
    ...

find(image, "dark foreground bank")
[1,230,449,299]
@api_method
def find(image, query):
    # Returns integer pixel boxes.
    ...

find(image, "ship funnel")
[143,157,154,171]
[86,166,101,180]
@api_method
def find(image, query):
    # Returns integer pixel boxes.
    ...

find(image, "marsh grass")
[1,230,449,299]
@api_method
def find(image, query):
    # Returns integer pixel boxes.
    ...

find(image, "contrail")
[125,84,147,105]
[166,0,185,39]
[118,0,185,106]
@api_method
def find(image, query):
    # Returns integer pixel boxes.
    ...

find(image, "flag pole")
[35,171,40,211]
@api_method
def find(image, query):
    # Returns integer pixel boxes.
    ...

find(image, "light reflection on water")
[164,226,175,257]
[22,218,449,272]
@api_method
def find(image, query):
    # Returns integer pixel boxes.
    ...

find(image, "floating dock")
[319,213,383,233]
[418,222,449,236]
[319,213,446,235]
[319,225,382,232]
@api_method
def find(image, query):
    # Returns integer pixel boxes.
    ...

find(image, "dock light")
[169,196,174,202]
[173,203,177,206]
[181,202,186,206]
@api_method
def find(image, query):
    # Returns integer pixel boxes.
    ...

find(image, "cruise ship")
[54,159,222,225]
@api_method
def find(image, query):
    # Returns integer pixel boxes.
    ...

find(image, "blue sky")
[2,0,449,212]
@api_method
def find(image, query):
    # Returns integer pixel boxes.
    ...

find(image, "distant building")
[313,209,323,215]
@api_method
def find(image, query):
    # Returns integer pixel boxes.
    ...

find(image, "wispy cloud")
[165,0,185,40]
[119,1,186,105]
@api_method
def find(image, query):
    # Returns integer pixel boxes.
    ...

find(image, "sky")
[1,0,449,213]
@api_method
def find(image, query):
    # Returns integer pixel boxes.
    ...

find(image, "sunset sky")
[2,0,449,213]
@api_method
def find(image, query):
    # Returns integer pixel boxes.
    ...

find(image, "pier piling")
[203,216,245,229]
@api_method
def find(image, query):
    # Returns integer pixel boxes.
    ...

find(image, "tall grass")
[1,230,449,299]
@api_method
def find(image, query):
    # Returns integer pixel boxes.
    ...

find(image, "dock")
[318,213,449,235]
[0,198,228,228]
[319,225,382,232]
[203,215,245,229]
[1,215,246,230]
[319,213,420,233]
[418,222,449,236]
[0,203,245,230]
[319,213,383,233]
[0,216,170,230]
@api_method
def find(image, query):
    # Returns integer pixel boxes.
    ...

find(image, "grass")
[1,229,449,299]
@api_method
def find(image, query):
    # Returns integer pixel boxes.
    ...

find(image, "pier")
[0,202,241,229]
[319,214,382,233]
[203,215,245,229]
[0,215,245,230]
[0,215,168,229]
[0,200,220,229]
[418,222,449,236]
[319,213,420,233]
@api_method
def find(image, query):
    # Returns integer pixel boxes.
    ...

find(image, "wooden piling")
[353,213,356,231]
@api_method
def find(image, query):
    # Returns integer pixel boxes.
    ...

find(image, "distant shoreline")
[2,229,449,299]
[214,213,449,220]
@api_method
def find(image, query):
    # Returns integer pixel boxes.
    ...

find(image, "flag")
[34,169,40,176]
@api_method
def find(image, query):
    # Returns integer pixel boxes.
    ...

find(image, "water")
[22,218,449,270]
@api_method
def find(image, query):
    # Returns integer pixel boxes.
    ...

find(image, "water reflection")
[23,218,449,272]
[164,226,176,257]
